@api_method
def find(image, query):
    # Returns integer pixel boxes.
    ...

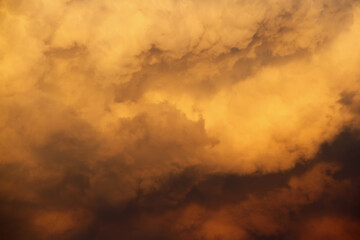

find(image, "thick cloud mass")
[1,0,360,239]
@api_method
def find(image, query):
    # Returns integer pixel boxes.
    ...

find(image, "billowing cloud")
[1,0,360,239]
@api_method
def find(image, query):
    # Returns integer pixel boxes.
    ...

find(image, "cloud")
[1,0,360,239]
[77,132,360,239]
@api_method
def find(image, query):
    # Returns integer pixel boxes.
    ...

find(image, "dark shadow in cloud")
[112,0,355,103]
[338,91,360,114]
[85,128,360,240]
[113,42,312,103]
[317,128,360,183]
[1,127,360,239]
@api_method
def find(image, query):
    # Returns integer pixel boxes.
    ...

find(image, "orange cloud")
[1,0,360,239]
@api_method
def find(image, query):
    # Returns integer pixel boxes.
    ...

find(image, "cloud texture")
[1,0,360,239]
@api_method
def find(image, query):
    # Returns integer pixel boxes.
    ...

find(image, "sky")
[1,0,360,239]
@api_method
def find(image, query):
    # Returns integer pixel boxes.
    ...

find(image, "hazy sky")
[1,0,360,239]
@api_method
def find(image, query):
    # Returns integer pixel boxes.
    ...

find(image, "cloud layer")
[1,0,360,239]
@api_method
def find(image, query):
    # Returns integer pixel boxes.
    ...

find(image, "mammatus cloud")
[1,0,360,239]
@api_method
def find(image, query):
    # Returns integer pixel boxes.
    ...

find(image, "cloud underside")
[1,0,360,239]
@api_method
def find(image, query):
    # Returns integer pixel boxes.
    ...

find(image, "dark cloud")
[79,129,359,240]
[3,129,359,239]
